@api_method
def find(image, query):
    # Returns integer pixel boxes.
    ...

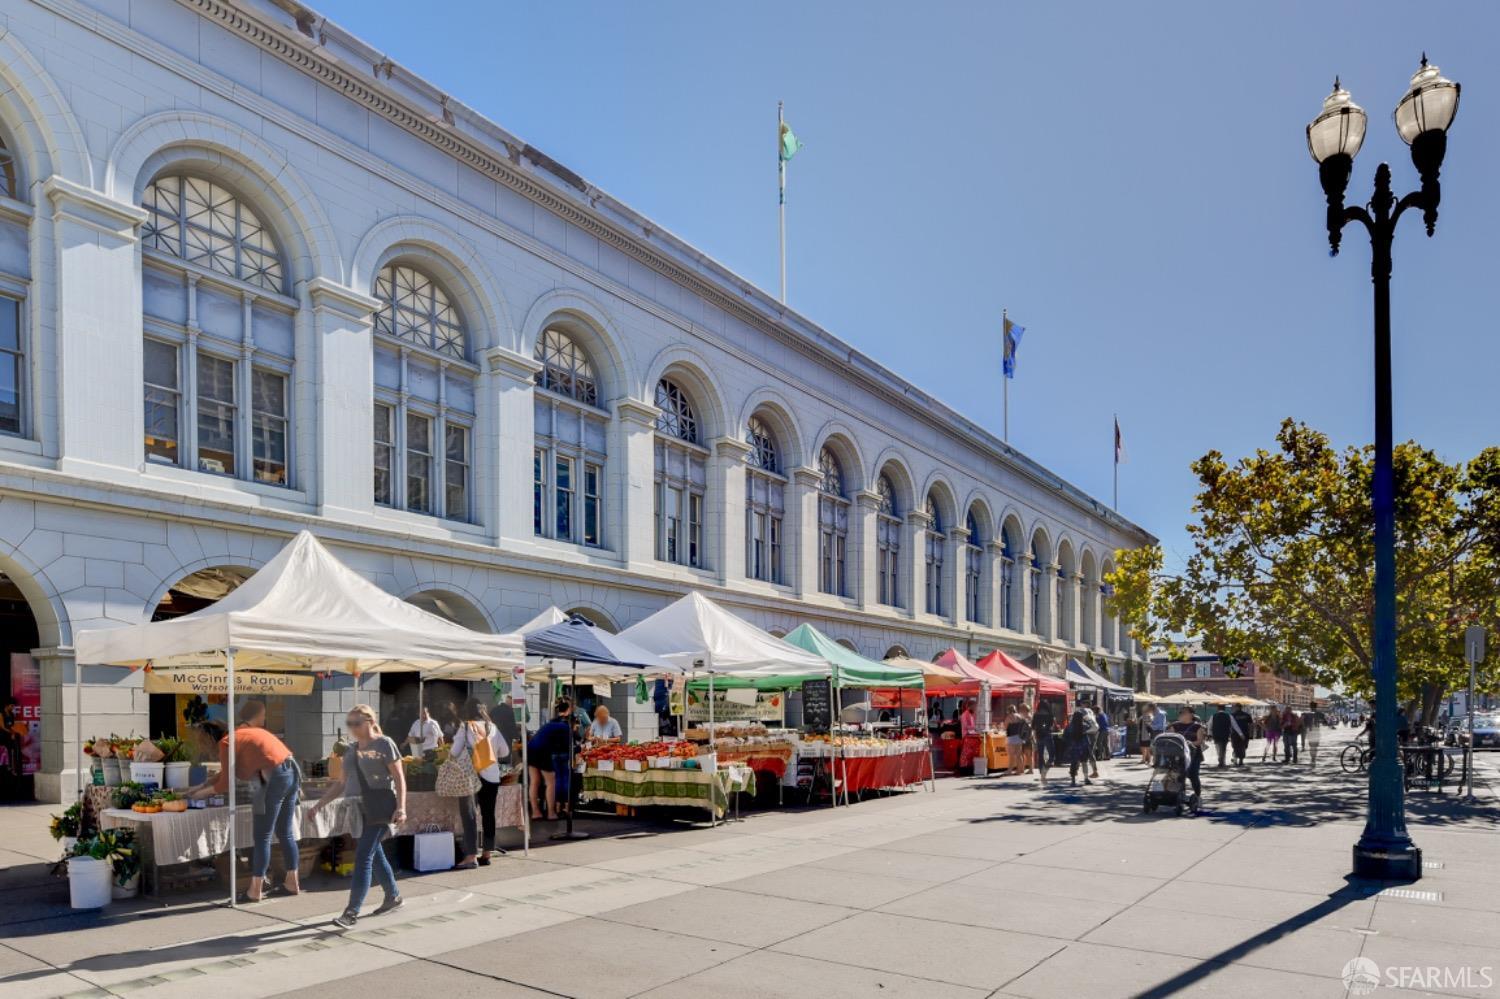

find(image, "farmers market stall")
[72,531,524,907]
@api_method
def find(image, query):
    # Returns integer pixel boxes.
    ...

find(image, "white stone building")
[0,0,1153,802]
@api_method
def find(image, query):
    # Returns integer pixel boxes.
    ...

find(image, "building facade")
[1150,650,1315,710]
[0,0,1154,801]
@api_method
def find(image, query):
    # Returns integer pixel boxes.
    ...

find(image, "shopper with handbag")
[309,704,406,930]
[447,699,509,869]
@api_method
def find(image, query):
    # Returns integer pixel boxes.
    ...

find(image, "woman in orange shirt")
[188,700,302,901]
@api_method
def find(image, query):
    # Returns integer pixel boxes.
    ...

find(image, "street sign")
[1464,626,1485,665]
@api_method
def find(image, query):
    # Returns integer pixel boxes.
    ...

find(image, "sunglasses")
[346,718,369,728]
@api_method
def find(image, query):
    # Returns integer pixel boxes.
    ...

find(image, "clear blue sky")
[313,0,1498,568]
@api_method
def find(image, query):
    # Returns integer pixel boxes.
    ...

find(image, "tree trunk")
[1419,683,1444,727]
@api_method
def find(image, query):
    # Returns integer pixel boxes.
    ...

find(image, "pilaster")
[306,277,379,518]
[852,489,882,610]
[789,465,822,598]
[905,509,932,622]
[485,346,544,545]
[612,398,661,569]
[710,436,753,584]
[944,527,967,627]
[986,540,1006,631]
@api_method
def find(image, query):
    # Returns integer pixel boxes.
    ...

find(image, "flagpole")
[1002,309,1009,442]
[778,101,787,305]
[1113,413,1119,510]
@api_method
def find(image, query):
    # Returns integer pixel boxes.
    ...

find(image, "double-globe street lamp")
[1306,57,1460,881]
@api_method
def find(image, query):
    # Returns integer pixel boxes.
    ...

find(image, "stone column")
[35,648,149,803]
[709,436,752,584]
[45,178,148,477]
[484,347,543,546]
[944,528,966,627]
[610,398,661,570]
[305,277,380,519]
[1067,571,1084,647]
[904,509,932,620]
[986,541,1006,631]
[788,466,822,597]
[852,489,881,610]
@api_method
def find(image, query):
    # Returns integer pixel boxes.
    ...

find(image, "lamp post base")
[1352,842,1422,881]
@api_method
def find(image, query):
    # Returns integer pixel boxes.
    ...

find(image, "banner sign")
[686,689,786,723]
[144,669,314,697]
[7,653,40,775]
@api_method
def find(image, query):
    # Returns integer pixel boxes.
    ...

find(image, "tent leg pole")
[522,678,530,858]
[74,663,83,803]
[226,648,237,910]
[708,673,716,828]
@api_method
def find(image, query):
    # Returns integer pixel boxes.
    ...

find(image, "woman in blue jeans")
[310,704,407,929]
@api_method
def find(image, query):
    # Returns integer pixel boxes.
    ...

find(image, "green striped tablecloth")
[581,766,755,819]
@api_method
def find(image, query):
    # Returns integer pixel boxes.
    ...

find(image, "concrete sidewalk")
[1,730,1496,999]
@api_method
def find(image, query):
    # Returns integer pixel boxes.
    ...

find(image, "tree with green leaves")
[1106,420,1500,722]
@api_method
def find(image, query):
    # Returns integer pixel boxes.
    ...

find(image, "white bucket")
[129,762,164,788]
[695,753,718,774]
[163,762,191,790]
[972,756,988,778]
[68,856,112,909]
[60,836,77,856]
[101,758,122,786]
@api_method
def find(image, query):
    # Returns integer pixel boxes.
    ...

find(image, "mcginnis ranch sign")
[143,669,315,697]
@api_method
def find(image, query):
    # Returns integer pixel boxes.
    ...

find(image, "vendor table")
[581,765,755,822]
[833,749,930,796]
[97,786,526,893]
[935,735,982,773]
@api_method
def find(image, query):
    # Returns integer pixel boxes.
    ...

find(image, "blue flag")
[1002,316,1025,379]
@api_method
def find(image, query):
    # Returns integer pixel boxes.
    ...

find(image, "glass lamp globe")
[1307,79,1367,163]
[1394,57,1460,145]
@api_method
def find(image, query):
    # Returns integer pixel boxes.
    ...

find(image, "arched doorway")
[391,589,495,747]
[565,606,617,632]
[148,566,254,743]
[0,570,41,800]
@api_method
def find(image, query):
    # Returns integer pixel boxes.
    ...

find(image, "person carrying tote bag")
[450,699,509,869]
[308,704,406,930]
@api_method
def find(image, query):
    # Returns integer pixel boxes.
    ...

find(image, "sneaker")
[373,895,405,917]
[332,911,358,930]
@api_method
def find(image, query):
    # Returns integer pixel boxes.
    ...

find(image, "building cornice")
[42,176,146,235]
[154,0,1154,546]
[304,276,379,319]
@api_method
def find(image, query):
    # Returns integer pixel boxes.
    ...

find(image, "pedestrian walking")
[1209,704,1232,768]
[1302,701,1325,767]
[1094,705,1112,763]
[1230,705,1252,765]
[186,699,302,902]
[1018,705,1036,773]
[1261,707,1282,762]
[527,698,575,820]
[1168,707,1207,801]
[1282,707,1301,763]
[1083,708,1101,778]
[451,698,509,869]
[1032,701,1055,784]
[1065,707,1094,786]
[309,704,406,929]
[1004,708,1026,775]
[1137,707,1155,765]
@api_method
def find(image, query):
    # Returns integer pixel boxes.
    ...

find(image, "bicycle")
[1340,738,1372,774]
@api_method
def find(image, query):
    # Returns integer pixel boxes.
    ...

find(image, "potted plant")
[49,802,85,855]
[155,737,192,789]
[112,781,151,811]
[155,789,188,813]
[90,827,142,898]
[92,736,122,786]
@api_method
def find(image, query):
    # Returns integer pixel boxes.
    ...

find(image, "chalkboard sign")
[802,678,832,733]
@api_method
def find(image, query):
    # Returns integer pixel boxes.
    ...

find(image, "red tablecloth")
[837,751,930,793]
[717,753,788,779]
[936,736,982,772]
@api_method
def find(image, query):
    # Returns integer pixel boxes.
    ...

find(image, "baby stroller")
[1143,732,1199,815]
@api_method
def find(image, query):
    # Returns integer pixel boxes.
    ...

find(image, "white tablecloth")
[100,799,363,866]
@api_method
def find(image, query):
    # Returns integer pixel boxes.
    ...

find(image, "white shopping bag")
[413,829,455,872]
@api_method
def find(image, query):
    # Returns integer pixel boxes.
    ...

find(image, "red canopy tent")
[933,647,1026,693]
[975,649,1069,697]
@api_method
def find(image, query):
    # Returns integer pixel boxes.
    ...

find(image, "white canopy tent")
[618,592,830,675]
[73,530,524,905]
[514,605,568,636]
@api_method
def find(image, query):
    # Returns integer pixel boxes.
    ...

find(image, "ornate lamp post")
[1307,57,1460,881]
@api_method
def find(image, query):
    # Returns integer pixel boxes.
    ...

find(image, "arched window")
[534,327,598,406]
[654,378,705,568]
[1030,537,1046,634]
[373,264,466,359]
[1001,527,1018,630]
[924,494,944,615]
[533,328,605,547]
[744,416,784,583]
[139,174,294,487]
[142,176,285,293]
[817,448,849,596]
[370,261,474,520]
[0,131,24,438]
[876,474,901,607]
[964,511,984,624]
[655,378,698,443]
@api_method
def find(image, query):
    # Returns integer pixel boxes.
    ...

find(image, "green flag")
[779,122,803,161]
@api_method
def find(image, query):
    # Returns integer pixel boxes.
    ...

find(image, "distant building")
[1151,645,1314,709]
